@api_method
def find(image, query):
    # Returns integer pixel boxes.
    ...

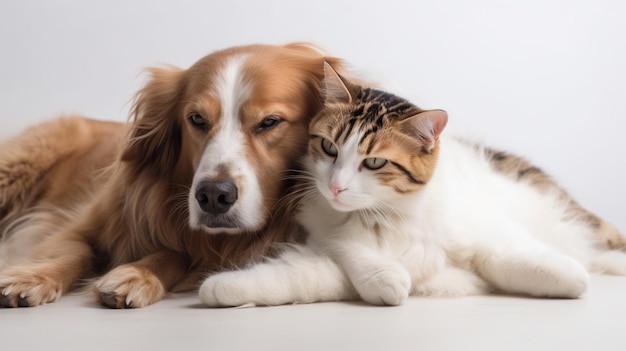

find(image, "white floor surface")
[1,275,625,351]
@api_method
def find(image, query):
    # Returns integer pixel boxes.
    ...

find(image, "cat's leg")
[596,219,626,251]
[473,243,589,298]
[401,242,488,297]
[590,250,626,275]
[199,246,356,307]
[333,244,412,306]
[413,265,490,297]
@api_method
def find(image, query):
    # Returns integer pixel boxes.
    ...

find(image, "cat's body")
[199,63,626,307]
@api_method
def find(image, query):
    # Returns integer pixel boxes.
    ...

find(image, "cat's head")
[307,62,448,213]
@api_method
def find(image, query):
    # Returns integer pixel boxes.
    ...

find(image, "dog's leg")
[94,250,187,309]
[0,229,93,307]
[0,118,85,219]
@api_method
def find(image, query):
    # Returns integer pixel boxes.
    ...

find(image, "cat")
[198,62,626,307]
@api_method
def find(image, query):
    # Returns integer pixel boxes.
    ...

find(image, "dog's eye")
[256,116,282,132]
[188,113,208,129]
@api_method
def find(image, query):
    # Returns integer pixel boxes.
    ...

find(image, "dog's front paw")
[95,265,165,309]
[0,267,64,307]
[356,267,411,306]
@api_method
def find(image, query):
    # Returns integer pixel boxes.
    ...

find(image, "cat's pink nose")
[329,183,347,197]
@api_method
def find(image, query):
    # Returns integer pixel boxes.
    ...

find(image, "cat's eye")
[189,113,208,129]
[363,157,387,170]
[321,138,338,157]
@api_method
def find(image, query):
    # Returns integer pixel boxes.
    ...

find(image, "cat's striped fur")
[481,146,624,249]
[309,86,438,195]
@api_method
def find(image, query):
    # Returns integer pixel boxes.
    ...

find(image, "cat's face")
[307,63,448,213]
[308,121,403,212]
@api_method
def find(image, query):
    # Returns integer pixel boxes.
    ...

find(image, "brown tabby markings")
[310,86,441,194]
[480,144,623,249]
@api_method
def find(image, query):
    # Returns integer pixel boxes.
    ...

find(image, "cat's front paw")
[356,267,411,306]
[199,273,255,307]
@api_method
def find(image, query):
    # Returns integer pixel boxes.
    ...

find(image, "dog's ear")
[122,66,185,175]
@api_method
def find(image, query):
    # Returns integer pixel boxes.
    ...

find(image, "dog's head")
[122,43,340,234]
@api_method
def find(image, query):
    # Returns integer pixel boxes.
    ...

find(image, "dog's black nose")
[195,180,238,214]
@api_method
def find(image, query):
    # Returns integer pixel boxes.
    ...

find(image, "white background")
[1,0,624,232]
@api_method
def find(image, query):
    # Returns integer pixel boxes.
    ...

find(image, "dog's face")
[123,44,334,234]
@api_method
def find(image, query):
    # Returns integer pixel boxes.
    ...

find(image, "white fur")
[319,133,378,211]
[200,245,356,307]
[200,135,626,306]
[188,55,264,233]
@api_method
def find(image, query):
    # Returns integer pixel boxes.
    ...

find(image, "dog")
[0,43,344,308]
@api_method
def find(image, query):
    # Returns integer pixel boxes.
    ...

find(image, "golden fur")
[0,43,341,308]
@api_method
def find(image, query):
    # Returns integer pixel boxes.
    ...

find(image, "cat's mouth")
[328,197,357,212]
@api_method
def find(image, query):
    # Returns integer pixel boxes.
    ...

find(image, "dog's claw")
[17,295,30,307]
[0,293,15,308]
[99,291,134,309]
[99,292,118,308]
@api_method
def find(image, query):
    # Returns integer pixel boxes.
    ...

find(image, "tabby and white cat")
[199,63,626,307]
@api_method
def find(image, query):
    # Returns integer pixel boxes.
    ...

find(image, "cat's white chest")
[375,220,448,283]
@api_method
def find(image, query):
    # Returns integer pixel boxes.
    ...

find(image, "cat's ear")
[400,110,448,153]
[322,61,353,104]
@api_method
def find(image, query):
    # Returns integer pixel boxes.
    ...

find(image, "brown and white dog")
[0,43,343,308]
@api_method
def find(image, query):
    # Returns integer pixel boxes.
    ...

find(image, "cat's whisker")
[379,201,408,223]
[370,207,394,230]
[281,169,317,182]
[283,187,320,210]
[376,199,406,221]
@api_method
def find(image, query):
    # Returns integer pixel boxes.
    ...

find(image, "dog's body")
[0,43,340,308]
[0,117,124,270]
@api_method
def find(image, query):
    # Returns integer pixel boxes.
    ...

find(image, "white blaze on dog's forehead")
[188,54,265,231]
[199,54,251,177]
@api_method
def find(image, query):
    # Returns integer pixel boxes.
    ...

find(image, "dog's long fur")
[0,43,342,308]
